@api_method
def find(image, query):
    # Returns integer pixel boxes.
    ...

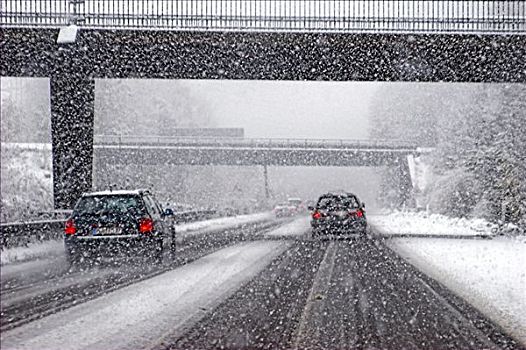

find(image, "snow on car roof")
[82,189,149,196]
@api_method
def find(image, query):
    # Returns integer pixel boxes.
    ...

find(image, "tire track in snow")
[0,219,282,332]
[1,240,291,350]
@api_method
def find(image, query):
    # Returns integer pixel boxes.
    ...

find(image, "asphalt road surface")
[1,216,522,350]
[165,237,522,350]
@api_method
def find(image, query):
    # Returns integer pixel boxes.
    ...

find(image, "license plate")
[94,227,122,235]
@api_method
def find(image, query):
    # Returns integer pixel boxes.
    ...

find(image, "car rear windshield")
[317,195,360,210]
[74,195,146,217]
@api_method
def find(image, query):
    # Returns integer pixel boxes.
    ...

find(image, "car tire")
[66,254,79,267]
[66,249,82,266]
[145,238,163,265]
[355,228,367,240]
[169,227,177,259]
[360,225,368,237]
[169,239,176,260]
[154,239,164,265]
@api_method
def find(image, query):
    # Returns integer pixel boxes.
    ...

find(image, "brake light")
[312,211,322,220]
[64,218,76,235]
[139,218,154,233]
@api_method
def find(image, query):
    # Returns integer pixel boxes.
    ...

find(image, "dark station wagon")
[309,192,367,238]
[64,189,175,265]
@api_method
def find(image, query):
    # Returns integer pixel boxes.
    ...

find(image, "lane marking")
[293,241,338,349]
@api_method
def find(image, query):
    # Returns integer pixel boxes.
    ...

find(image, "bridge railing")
[1,1,525,34]
[93,134,419,150]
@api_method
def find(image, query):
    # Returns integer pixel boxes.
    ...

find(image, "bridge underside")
[2,28,525,82]
[2,27,524,207]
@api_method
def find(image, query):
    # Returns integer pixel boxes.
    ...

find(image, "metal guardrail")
[0,209,217,249]
[171,209,217,224]
[94,135,419,150]
[1,1,525,34]
[0,219,65,249]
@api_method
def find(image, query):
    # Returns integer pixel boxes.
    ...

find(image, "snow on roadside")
[389,237,526,345]
[1,143,53,222]
[175,212,273,237]
[1,240,64,266]
[370,211,526,343]
[369,211,497,237]
[1,241,289,350]
[265,216,310,238]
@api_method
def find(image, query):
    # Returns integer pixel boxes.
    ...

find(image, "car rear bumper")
[64,235,160,257]
[311,219,367,235]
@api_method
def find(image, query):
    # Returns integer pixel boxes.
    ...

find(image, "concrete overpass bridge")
[93,135,421,203]
[2,0,524,207]
[93,135,419,167]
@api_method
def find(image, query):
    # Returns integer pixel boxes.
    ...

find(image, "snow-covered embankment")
[369,211,526,345]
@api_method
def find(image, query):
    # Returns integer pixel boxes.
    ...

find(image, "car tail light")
[312,211,322,220]
[351,210,364,218]
[139,217,154,233]
[65,218,76,235]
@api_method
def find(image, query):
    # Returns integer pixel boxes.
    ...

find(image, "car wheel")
[154,239,164,265]
[358,228,367,239]
[169,227,177,259]
[66,253,79,266]
[169,239,176,259]
[66,249,82,266]
[145,238,163,265]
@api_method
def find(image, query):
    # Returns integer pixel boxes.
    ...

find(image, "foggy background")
[92,79,381,212]
[2,78,525,224]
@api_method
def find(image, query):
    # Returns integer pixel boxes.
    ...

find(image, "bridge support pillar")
[397,157,415,208]
[263,164,270,199]
[50,76,95,209]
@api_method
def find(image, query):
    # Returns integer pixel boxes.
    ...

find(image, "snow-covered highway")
[1,216,282,332]
[1,214,524,350]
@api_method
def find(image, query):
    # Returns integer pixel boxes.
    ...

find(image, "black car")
[64,189,174,265]
[309,192,367,238]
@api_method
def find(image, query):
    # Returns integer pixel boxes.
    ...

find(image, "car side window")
[153,198,164,215]
[348,196,360,209]
[143,195,159,217]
